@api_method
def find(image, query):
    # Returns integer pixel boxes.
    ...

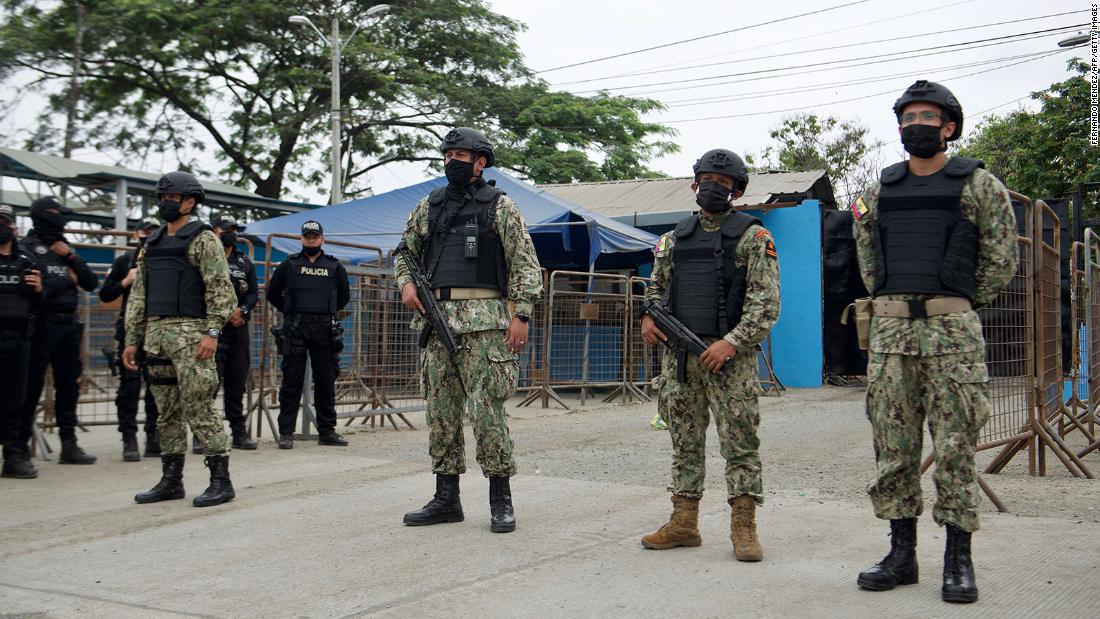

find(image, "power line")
[587,26,1084,98]
[551,10,1087,86]
[662,50,1059,108]
[600,0,981,78]
[566,24,1084,95]
[533,0,874,74]
[658,48,1068,125]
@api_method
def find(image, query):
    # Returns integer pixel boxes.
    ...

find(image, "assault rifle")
[643,299,708,382]
[396,242,459,356]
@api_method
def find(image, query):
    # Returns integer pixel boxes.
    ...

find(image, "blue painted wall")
[744,200,824,388]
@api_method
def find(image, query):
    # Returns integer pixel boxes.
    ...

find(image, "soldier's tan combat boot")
[729,495,764,561]
[641,494,702,549]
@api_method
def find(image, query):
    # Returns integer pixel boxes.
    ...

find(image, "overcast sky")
[1,0,1093,206]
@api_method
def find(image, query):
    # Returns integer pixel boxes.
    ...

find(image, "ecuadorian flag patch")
[852,196,869,220]
[654,236,671,257]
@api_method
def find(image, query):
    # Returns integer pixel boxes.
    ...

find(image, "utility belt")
[39,310,77,324]
[433,287,501,301]
[841,296,972,350]
[272,314,344,359]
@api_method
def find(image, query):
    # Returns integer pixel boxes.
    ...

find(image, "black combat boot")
[489,476,517,533]
[277,434,294,449]
[144,431,161,456]
[193,455,235,507]
[404,474,464,526]
[191,436,205,455]
[134,455,185,503]
[942,524,978,603]
[231,430,258,450]
[318,431,348,446]
[58,439,97,465]
[857,518,919,591]
[122,433,141,462]
[1,456,38,479]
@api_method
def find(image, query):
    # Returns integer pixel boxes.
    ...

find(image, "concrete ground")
[2,386,1099,618]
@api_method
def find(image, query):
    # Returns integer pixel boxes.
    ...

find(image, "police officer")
[209,216,258,451]
[852,81,1017,603]
[122,171,239,508]
[100,217,162,461]
[0,206,46,479]
[19,196,99,465]
[266,220,350,449]
[395,127,542,533]
[638,149,780,561]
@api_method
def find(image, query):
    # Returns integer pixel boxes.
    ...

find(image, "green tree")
[956,59,1099,215]
[747,113,884,205]
[0,0,676,201]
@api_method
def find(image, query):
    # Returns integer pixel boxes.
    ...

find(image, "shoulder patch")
[654,235,671,257]
[753,228,770,240]
[852,196,869,221]
[765,239,777,259]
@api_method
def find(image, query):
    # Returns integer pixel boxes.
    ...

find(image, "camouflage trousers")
[865,349,991,532]
[143,318,229,457]
[421,329,518,477]
[658,343,763,504]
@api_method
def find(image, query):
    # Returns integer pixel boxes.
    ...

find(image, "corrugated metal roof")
[538,170,831,219]
[0,147,318,213]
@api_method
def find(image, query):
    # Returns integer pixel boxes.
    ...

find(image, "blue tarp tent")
[245,170,658,269]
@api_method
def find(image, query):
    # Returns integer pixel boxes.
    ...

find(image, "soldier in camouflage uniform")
[122,171,240,508]
[640,149,780,562]
[852,81,1016,604]
[395,127,542,533]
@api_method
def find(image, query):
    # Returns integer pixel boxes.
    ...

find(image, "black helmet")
[892,80,964,141]
[692,149,749,191]
[155,171,206,204]
[440,127,495,168]
[213,216,244,232]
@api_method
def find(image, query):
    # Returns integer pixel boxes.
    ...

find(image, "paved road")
[2,387,1097,618]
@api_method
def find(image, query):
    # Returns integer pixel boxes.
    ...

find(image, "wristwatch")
[516,315,530,323]
[207,328,221,338]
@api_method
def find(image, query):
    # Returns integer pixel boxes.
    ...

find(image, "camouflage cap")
[0,205,14,222]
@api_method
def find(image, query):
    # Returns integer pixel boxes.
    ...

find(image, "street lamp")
[289,4,390,205]
[1058,32,1090,48]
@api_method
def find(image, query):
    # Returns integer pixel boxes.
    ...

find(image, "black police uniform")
[0,246,44,476]
[18,230,99,459]
[217,246,258,439]
[100,248,160,444]
[266,251,349,437]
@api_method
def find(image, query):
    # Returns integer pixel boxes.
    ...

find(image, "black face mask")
[901,124,946,159]
[695,180,733,213]
[444,159,475,188]
[220,231,237,248]
[0,225,14,244]
[301,245,322,257]
[158,199,184,223]
[31,211,67,239]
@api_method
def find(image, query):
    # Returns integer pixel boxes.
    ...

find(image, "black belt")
[286,313,331,323]
[40,311,76,323]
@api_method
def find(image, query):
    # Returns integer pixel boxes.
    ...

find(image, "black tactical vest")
[0,250,36,320]
[19,232,77,312]
[422,182,509,292]
[144,221,210,318]
[873,157,982,299]
[283,253,339,315]
[226,249,252,306]
[668,212,761,337]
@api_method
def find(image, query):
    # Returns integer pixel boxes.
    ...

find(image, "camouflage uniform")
[395,192,542,477]
[125,228,237,456]
[852,159,1017,532]
[647,212,781,503]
